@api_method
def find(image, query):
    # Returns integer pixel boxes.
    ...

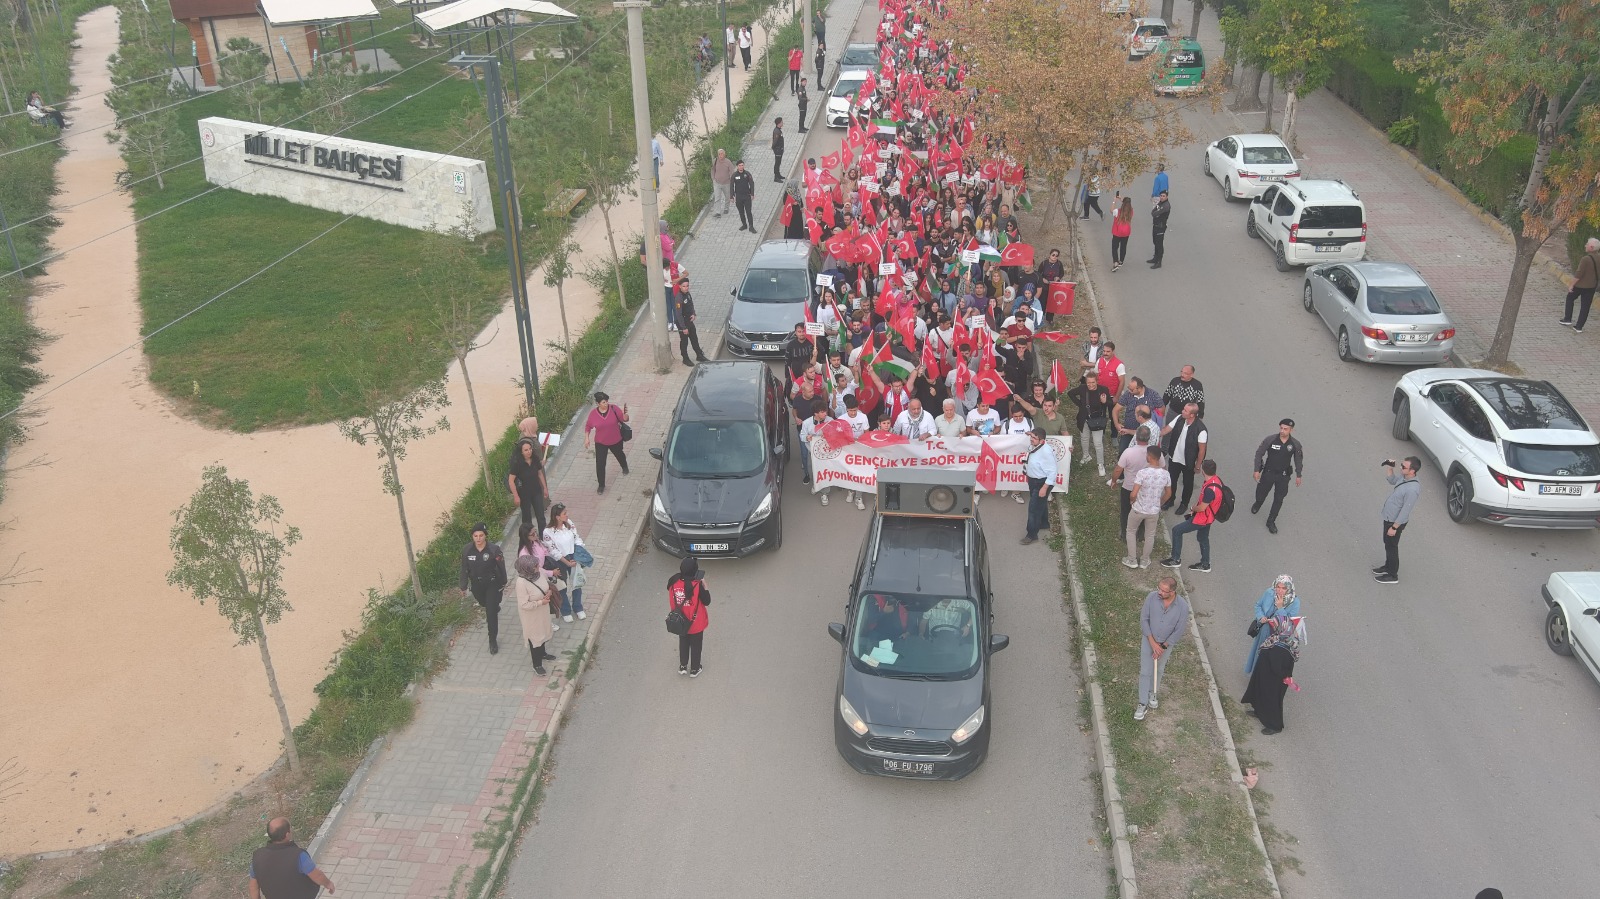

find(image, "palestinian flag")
[978,244,1002,264]
[871,118,899,137]
[1016,187,1033,212]
[874,345,916,383]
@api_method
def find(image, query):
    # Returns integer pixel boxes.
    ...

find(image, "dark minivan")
[828,472,1010,780]
[649,361,787,558]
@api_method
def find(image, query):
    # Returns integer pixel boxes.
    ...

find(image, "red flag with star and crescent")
[1046,282,1075,316]
[976,440,1001,493]
[974,368,1011,404]
[859,429,910,448]
[921,330,943,380]
[1049,359,1070,394]
[1000,242,1034,266]
[1033,331,1076,344]
[819,416,856,450]
[954,356,972,399]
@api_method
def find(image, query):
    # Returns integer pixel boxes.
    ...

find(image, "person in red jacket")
[669,556,712,676]
[1161,460,1222,573]
[787,47,803,94]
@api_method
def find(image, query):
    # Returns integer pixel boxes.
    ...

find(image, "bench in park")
[543,187,587,218]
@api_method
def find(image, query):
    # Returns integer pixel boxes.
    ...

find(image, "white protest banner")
[807,435,1071,493]
[878,261,898,276]
[960,248,981,264]
[876,162,889,177]
[804,321,826,336]
[944,171,960,183]
[902,270,918,286]
[885,181,901,196]
[816,273,834,288]
[861,178,881,193]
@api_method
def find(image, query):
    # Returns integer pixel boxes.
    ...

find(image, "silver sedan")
[1301,261,1457,364]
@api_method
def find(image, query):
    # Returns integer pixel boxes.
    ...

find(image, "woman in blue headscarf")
[1245,575,1300,674]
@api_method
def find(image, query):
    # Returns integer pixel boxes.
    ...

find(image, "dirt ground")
[0,6,767,856]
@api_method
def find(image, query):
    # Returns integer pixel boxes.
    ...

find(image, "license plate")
[750,342,780,352]
[1314,245,1341,253]
[1539,485,1583,495]
[882,759,936,776]
[1396,333,1430,343]
[1261,175,1284,182]
[688,542,730,552]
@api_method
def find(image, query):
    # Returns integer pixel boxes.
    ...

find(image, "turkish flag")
[979,160,1000,181]
[856,232,884,264]
[822,150,841,170]
[779,195,794,227]
[826,233,855,262]
[954,357,972,399]
[819,168,839,187]
[1033,331,1076,344]
[807,218,822,246]
[893,312,918,348]
[952,317,970,353]
[893,236,917,258]
[976,440,1001,494]
[1002,160,1026,185]
[855,381,882,413]
[819,416,856,450]
[920,330,943,379]
[1049,359,1070,394]
[859,428,910,448]
[1046,282,1075,316]
[1000,242,1034,266]
[847,122,866,149]
[974,368,1011,404]
[874,286,895,317]
[841,144,855,170]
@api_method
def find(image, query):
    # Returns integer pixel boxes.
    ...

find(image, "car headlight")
[839,694,869,736]
[747,492,772,524]
[727,325,748,342]
[951,705,986,744]
[652,492,671,525]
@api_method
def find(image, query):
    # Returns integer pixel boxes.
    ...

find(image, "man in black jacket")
[785,321,817,380]
[771,117,786,183]
[459,523,508,654]
[1149,190,1171,269]
[674,276,710,366]
[732,160,756,232]
[1252,418,1305,534]
[1160,402,1207,512]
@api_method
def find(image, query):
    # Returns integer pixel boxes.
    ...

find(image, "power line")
[0,16,627,426]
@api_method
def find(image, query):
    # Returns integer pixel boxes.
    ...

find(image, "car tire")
[769,504,784,551]
[1245,213,1258,238]
[1301,282,1315,313]
[1336,327,1353,362]
[1274,242,1292,272]
[1392,396,1411,441]
[1223,177,1233,202]
[1203,154,1210,175]
[1446,469,1474,523]
[1546,605,1575,657]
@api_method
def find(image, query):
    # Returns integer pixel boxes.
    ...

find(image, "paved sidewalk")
[1288,90,1600,424]
[311,1,868,896]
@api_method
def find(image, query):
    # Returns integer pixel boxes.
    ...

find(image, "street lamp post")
[720,0,732,120]
[616,1,674,372]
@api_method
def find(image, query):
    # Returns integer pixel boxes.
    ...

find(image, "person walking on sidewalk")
[248,818,335,899]
[1245,574,1300,675]
[542,503,588,622]
[797,77,810,133]
[1160,459,1223,573]
[1020,429,1058,545]
[711,148,734,217]
[1151,162,1169,197]
[459,523,508,654]
[1135,577,1189,721]
[771,118,786,183]
[508,437,549,535]
[814,39,826,85]
[1251,418,1304,535]
[725,24,737,68]
[669,556,711,676]
[1068,371,1114,477]
[516,523,559,635]
[799,403,833,498]
[1560,236,1599,333]
[1373,456,1422,584]
[1110,194,1133,271]
[732,160,756,231]
[584,392,630,494]
[1080,174,1104,220]
[739,24,753,70]
[1149,190,1171,269]
[787,47,803,93]
[514,555,558,676]
[675,276,710,366]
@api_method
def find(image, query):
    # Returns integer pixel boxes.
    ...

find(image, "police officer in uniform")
[459,522,508,653]
[732,160,756,232]
[1251,418,1304,535]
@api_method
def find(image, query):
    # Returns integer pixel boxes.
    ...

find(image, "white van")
[1246,179,1368,270]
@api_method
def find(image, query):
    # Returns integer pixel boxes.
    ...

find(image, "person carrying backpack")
[1161,459,1226,574]
[666,556,711,677]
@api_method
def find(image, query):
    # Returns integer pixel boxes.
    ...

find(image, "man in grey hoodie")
[1374,456,1422,584]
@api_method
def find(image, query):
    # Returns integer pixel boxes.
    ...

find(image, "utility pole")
[802,0,813,85]
[617,1,674,371]
[719,0,732,120]
[454,54,540,406]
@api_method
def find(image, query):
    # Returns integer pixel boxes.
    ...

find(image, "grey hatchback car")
[1301,261,1457,364]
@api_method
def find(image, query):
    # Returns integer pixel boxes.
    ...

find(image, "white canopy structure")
[410,0,578,99]
[415,0,577,32]
[258,0,380,26]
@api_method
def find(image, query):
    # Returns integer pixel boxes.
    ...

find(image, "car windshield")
[1367,284,1441,315]
[738,267,810,302]
[1165,48,1201,68]
[832,79,864,100]
[1468,380,1589,431]
[852,593,980,678]
[1138,24,1168,38]
[840,45,876,66]
[1300,204,1363,229]
[1503,442,1600,477]
[1242,145,1292,165]
[665,420,767,476]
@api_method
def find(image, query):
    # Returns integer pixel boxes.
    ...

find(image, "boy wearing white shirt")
[839,395,871,510]
[965,400,1001,436]
[1000,407,1035,502]
[799,404,834,505]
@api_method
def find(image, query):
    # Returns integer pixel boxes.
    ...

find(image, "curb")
[305,737,385,859]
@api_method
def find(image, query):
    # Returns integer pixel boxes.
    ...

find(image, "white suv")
[1391,369,1600,528]
[1245,179,1367,270]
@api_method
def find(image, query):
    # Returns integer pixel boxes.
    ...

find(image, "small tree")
[106,35,182,189]
[300,60,366,134]
[544,238,580,381]
[1228,0,1361,146]
[576,154,635,309]
[1403,0,1600,367]
[692,75,714,135]
[662,110,698,209]
[217,37,281,122]
[338,379,450,602]
[167,465,304,772]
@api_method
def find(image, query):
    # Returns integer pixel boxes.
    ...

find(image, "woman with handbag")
[1246,575,1300,674]
[541,503,589,622]
[517,524,557,633]
[583,391,631,494]
[513,555,558,676]
[1242,613,1304,736]
[666,556,711,677]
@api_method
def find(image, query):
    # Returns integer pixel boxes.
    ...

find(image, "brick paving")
[311,1,868,896]
[1289,90,1600,425]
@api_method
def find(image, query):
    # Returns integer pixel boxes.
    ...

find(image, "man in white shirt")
[1124,446,1172,569]
[798,404,834,506]
[839,395,871,510]
[1000,302,1042,337]
[725,25,737,67]
[893,398,935,440]
[737,25,753,70]
[999,406,1035,502]
[933,398,965,440]
[830,372,857,418]
[944,364,979,417]
[1160,402,1208,512]
[965,400,1001,436]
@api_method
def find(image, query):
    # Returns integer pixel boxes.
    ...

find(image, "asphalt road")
[1084,92,1600,897]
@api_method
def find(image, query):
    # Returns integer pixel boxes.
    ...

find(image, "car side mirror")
[827,622,846,644]
[772,442,785,456]
[1584,608,1599,619]
[989,634,1011,653]
[730,288,737,296]
[1252,195,1265,205]
[649,447,664,460]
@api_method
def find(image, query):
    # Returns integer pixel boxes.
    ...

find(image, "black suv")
[649,362,787,558]
[827,472,1010,780]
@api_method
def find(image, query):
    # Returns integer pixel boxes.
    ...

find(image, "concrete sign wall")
[197,117,496,236]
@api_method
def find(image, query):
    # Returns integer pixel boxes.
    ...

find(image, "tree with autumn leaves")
[928,0,1195,230]
[1220,0,1362,147]
[1403,0,1600,367]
